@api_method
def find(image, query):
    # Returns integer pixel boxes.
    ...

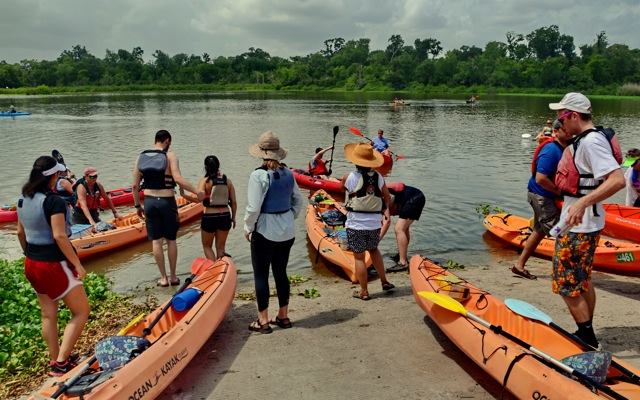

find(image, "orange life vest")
[308,158,329,176]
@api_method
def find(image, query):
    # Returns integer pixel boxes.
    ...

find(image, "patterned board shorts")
[346,228,381,254]
[552,231,600,297]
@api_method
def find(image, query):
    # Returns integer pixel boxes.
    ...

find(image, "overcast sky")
[1,0,638,63]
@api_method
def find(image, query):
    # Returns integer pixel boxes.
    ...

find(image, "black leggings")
[251,232,295,312]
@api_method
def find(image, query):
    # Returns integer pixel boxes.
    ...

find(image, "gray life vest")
[260,167,294,214]
[17,192,71,245]
[345,171,383,213]
[138,150,175,190]
[208,172,230,207]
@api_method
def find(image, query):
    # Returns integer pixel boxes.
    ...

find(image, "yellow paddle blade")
[417,291,468,316]
[117,313,146,335]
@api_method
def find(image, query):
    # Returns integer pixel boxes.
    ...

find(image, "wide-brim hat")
[249,130,288,161]
[344,142,384,168]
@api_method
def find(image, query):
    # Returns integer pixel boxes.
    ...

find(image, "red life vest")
[308,158,329,176]
[530,137,563,176]
[554,127,623,198]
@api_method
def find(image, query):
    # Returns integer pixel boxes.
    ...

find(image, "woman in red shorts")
[16,156,90,376]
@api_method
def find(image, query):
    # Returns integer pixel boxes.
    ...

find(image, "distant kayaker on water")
[372,129,391,156]
[9,105,16,113]
[535,119,554,144]
[512,119,571,280]
[342,142,394,300]
[181,155,237,261]
[244,131,303,333]
[622,148,640,207]
[16,156,89,377]
[72,166,120,230]
[380,184,426,272]
[548,92,625,348]
[132,129,198,287]
[308,146,333,176]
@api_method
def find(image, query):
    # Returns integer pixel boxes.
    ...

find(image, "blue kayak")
[0,111,31,117]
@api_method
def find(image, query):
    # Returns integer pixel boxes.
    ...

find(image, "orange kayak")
[305,189,372,283]
[31,256,236,400]
[483,213,640,275]
[74,197,203,259]
[602,204,640,243]
[410,255,640,399]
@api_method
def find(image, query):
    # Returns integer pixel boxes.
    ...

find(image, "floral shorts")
[552,231,600,298]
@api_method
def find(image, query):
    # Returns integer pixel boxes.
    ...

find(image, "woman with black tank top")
[16,156,90,377]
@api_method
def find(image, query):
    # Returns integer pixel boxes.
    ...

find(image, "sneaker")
[48,357,78,377]
[390,253,400,263]
[386,262,408,273]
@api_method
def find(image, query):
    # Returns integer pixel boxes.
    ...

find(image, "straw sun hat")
[344,142,384,168]
[249,131,288,161]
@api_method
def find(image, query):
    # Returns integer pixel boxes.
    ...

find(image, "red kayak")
[381,152,393,168]
[291,169,405,194]
[0,187,143,224]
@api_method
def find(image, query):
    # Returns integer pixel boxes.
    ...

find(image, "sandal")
[352,290,371,301]
[271,316,293,329]
[386,262,408,273]
[248,319,273,334]
[511,266,537,280]
[170,277,180,286]
[156,278,169,287]
[382,282,395,291]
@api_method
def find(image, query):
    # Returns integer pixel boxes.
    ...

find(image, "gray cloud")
[0,0,638,62]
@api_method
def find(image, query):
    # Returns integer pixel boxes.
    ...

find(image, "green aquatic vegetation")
[475,203,506,218]
[445,260,466,270]
[299,288,321,299]
[288,274,310,285]
[0,258,156,398]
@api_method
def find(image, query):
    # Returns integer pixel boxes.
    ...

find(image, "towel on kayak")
[95,335,151,371]
[321,209,346,226]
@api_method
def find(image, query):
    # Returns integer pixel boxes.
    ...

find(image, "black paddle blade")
[333,126,339,136]
[52,149,65,166]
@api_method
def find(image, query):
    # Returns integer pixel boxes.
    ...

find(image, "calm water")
[1,92,639,291]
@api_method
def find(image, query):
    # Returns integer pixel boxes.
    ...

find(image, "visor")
[42,163,67,177]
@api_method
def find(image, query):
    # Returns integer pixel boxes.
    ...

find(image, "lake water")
[1,92,639,291]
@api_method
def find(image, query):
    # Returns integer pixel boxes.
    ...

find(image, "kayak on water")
[291,168,405,194]
[483,213,640,275]
[0,111,31,117]
[0,186,143,224]
[31,256,236,400]
[410,255,640,399]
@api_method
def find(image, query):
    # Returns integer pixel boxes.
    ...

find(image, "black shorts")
[72,208,100,225]
[346,228,381,254]
[398,193,425,221]
[201,212,232,233]
[144,196,179,240]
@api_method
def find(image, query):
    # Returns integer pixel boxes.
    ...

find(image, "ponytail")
[204,155,220,182]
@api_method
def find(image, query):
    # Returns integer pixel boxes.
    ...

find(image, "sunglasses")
[88,174,98,179]
[557,110,574,124]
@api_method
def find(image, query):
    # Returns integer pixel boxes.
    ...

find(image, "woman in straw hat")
[342,142,395,300]
[244,131,304,334]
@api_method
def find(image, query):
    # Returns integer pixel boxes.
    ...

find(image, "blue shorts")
[144,196,179,240]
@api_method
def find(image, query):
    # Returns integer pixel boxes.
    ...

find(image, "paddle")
[51,259,213,399]
[417,292,626,400]
[50,313,145,398]
[327,125,339,176]
[348,127,405,160]
[51,149,66,166]
[505,298,640,385]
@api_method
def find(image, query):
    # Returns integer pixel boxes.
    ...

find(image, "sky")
[1,0,639,63]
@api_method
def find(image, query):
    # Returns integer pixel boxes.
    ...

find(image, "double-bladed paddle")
[505,298,640,385]
[327,126,339,176]
[417,291,627,400]
[348,127,405,160]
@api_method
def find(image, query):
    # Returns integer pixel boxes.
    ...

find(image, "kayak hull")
[483,213,640,275]
[0,111,30,117]
[73,197,203,259]
[305,189,371,282]
[292,168,404,194]
[602,204,640,243]
[31,256,236,400]
[410,255,640,399]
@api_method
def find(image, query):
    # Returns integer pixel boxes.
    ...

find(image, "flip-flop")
[511,266,537,280]
[352,290,371,301]
[170,278,180,286]
[382,282,395,291]
[157,279,169,287]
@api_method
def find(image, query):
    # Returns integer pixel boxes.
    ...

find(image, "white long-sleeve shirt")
[243,168,304,242]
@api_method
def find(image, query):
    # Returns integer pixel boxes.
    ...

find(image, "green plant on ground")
[445,260,466,270]
[475,203,506,218]
[288,274,310,285]
[299,288,321,299]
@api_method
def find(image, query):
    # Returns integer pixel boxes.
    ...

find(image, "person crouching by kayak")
[72,166,120,231]
[342,142,394,300]
[181,155,237,261]
[244,131,304,334]
[16,156,89,377]
[133,129,198,288]
[379,184,426,272]
[308,146,334,177]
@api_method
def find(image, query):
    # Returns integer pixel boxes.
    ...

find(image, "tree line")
[1,26,639,93]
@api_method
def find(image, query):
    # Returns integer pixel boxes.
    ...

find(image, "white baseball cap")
[549,92,592,114]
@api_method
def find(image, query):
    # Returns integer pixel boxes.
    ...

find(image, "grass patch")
[0,258,157,399]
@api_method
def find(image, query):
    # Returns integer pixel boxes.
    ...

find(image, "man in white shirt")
[548,92,625,348]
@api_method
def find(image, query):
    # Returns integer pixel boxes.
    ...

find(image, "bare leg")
[215,229,230,259]
[515,230,545,270]
[201,230,216,261]
[152,239,167,285]
[353,251,368,295]
[167,239,178,282]
[57,286,90,362]
[584,281,596,319]
[37,294,60,362]
[277,305,289,320]
[370,248,391,286]
[562,294,592,323]
[258,308,269,325]
[394,218,413,265]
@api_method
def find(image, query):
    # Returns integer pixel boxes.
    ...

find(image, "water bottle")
[549,219,571,238]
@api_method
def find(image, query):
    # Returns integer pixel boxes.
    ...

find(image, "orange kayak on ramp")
[410,255,640,399]
[483,213,640,275]
[305,189,372,283]
[602,204,640,243]
[73,197,203,260]
[31,256,236,400]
